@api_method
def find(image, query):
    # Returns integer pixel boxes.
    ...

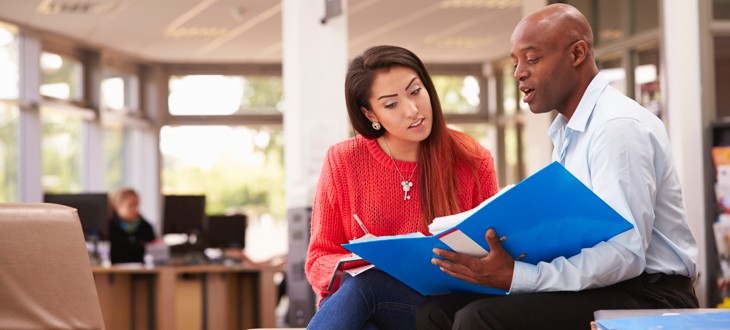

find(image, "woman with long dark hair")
[305,45,498,329]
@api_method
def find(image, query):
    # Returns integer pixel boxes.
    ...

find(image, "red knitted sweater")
[305,135,498,299]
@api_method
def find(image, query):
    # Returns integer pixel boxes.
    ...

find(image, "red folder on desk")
[343,162,634,296]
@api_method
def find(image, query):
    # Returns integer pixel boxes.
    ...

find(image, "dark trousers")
[416,273,698,330]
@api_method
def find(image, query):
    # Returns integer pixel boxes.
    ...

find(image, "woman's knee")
[355,269,401,286]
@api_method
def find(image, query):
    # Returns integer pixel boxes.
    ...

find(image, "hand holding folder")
[342,162,634,296]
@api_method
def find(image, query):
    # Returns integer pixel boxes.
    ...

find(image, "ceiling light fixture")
[440,0,519,9]
[36,0,120,15]
[164,27,229,40]
[424,37,492,49]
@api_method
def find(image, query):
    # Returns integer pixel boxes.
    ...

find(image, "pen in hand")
[353,214,370,235]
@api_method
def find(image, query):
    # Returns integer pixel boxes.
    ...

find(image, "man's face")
[510,22,575,116]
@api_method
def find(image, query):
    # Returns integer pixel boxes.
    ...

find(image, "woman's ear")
[361,106,377,122]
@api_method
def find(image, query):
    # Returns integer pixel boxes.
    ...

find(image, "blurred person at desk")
[305,45,499,329]
[108,188,156,264]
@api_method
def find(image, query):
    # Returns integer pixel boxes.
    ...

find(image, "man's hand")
[431,228,515,291]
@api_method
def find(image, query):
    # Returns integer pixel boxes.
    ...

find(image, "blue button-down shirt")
[510,73,698,293]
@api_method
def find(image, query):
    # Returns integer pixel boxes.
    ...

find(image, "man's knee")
[453,302,498,330]
[415,299,450,329]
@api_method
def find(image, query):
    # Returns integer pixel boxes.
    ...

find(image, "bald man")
[417,4,698,329]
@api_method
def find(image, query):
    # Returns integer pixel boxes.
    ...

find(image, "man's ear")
[571,40,589,67]
[361,106,377,122]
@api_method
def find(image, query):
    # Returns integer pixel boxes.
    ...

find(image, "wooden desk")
[93,264,280,330]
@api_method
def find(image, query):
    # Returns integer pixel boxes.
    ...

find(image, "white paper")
[345,264,376,277]
[428,184,514,235]
[437,228,489,258]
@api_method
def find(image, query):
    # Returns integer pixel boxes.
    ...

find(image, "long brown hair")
[345,45,484,227]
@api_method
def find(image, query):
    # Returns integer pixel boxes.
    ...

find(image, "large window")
[41,108,83,193]
[161,125,287,261]
[502,65,518,117]
[40,52,84,102]
[102,71,140,112]
[168,75,283,115]
[101,67,144,191]
[432,75,480,114]
[429,65,490,155]
[0,22,18,99]
[0,21,19,202]
[502,62,524,184]
[160,125,285,220]
[164,68,286,261]
[104,123,125,191]
[0,102,18,202]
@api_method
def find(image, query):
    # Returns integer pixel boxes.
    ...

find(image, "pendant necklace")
[382,137,417,200]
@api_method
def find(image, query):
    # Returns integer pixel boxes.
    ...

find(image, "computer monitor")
[162,195,206,235]
[205,214,247,248]
[43,193,110,240]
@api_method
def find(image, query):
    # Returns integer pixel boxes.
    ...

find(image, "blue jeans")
[307,269,426,330]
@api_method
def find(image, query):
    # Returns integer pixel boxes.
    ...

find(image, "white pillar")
[18,31,42,202]
[282,0,349,209]
[282,2,349,324]
[520,0,552,175]
[662,0,707,306]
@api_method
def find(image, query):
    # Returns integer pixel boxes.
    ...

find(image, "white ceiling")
[0,0,523,64]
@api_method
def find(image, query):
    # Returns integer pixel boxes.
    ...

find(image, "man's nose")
[514,63,527,82]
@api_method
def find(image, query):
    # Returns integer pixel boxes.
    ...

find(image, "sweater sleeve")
[305,147,358,297]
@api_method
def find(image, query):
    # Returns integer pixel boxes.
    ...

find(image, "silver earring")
[372,122,381,130]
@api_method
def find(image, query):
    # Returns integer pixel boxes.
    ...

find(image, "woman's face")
[364,66,433,149]
[117,194,140,222]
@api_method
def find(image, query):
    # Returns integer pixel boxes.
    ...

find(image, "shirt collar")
[548,72,609,136]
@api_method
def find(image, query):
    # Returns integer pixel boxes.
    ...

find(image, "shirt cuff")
[509,261,538,294]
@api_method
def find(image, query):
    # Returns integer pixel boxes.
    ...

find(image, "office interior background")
[0,0,728,318]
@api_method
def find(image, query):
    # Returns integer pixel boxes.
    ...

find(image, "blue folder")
[343,161,634,296]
